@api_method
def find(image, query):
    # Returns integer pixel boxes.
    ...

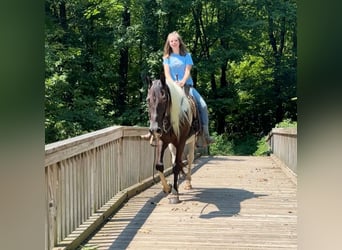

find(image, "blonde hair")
[163,31,188,58]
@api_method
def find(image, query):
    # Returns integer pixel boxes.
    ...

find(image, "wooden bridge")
[45,126,297,250]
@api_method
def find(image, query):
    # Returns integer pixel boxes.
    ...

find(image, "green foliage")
[253,136,270,156]
[275,118,297,128]
[146,50,163,78]
[232,135,258,156]
[208,133,234,156]
[209,133,263,156]
[229,55,274,87]
[227,55,277,138]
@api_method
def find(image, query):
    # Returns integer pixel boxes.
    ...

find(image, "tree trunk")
[142,0,159,51]
[59,1,67,30]
[191,5,202,88]
[117,6,130,116]
[220,61,228,88]
[267,6,287,123]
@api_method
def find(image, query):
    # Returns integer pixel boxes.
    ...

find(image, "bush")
[275,118,297,128]
[209,133,258,156]
[253,136,270,156]
[209,118,297,156]
[209,133,234,156]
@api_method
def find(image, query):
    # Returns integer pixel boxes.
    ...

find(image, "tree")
[258,0,297,123]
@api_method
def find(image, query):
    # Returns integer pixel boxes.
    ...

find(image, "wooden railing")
[45,126,173,250]
[266,127,297,175]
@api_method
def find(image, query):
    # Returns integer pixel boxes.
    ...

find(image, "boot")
[196,134,206,148]
[202,125,215,145]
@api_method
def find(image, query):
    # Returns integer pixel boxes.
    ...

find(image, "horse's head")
[146,77,170,138]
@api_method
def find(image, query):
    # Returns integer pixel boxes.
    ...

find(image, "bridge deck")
[80,156,297,249]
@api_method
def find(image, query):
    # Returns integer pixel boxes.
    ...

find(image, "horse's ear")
[160,72,166,85]
[145,76,153,89]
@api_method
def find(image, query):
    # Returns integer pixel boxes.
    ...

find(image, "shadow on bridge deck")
[183,188,267,219]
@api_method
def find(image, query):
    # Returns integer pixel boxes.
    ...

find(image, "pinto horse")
[146,77,197,203]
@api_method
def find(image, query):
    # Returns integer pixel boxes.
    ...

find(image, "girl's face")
[168,35,180,50]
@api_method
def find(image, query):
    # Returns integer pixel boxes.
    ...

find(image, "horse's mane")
[165,79,192,139]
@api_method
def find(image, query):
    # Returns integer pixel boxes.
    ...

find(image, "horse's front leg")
[168,159,181,204]
[155,140,171,194]
[168,142,187,204]
[169,143,186,179]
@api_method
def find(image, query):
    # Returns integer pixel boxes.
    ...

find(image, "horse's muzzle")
[149,127,162,137]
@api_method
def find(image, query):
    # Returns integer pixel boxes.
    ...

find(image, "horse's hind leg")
[184,138,195,190]
[184,159,193,190]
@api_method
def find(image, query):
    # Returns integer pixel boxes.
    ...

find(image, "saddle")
[184,86,201,136]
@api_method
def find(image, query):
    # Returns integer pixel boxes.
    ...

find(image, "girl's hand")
[177,80,185,87]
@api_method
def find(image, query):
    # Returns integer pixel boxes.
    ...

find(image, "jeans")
[188,86,209,126]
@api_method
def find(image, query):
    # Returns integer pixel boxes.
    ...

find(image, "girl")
[162,31,214,146]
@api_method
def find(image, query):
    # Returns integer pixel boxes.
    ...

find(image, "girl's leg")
[189,87,215,145]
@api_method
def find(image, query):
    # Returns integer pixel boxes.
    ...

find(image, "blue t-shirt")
[163,53,194,86]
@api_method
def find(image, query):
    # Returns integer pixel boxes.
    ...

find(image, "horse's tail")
[166,80,192,139]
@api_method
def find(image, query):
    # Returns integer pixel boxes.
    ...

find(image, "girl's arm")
[179,64,192,87]
[163,64,173,82]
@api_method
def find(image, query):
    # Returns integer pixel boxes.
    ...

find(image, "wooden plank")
[81,156,297,250]
[122,126,150,137]
[271,127,297,136]
[270,154,297,185]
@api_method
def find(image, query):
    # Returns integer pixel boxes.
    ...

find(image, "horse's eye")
[147,95,156,106]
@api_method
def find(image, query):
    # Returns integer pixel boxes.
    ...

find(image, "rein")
[152,138,158,184]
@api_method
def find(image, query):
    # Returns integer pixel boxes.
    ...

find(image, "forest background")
[45,0,297,155]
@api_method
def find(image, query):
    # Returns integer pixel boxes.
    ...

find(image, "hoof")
[184,180,192,190]
[179,172,185,180]
[168,195,180,204]
[168,187,180,204]
[169,185,180,204]
[163,183,172,194]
